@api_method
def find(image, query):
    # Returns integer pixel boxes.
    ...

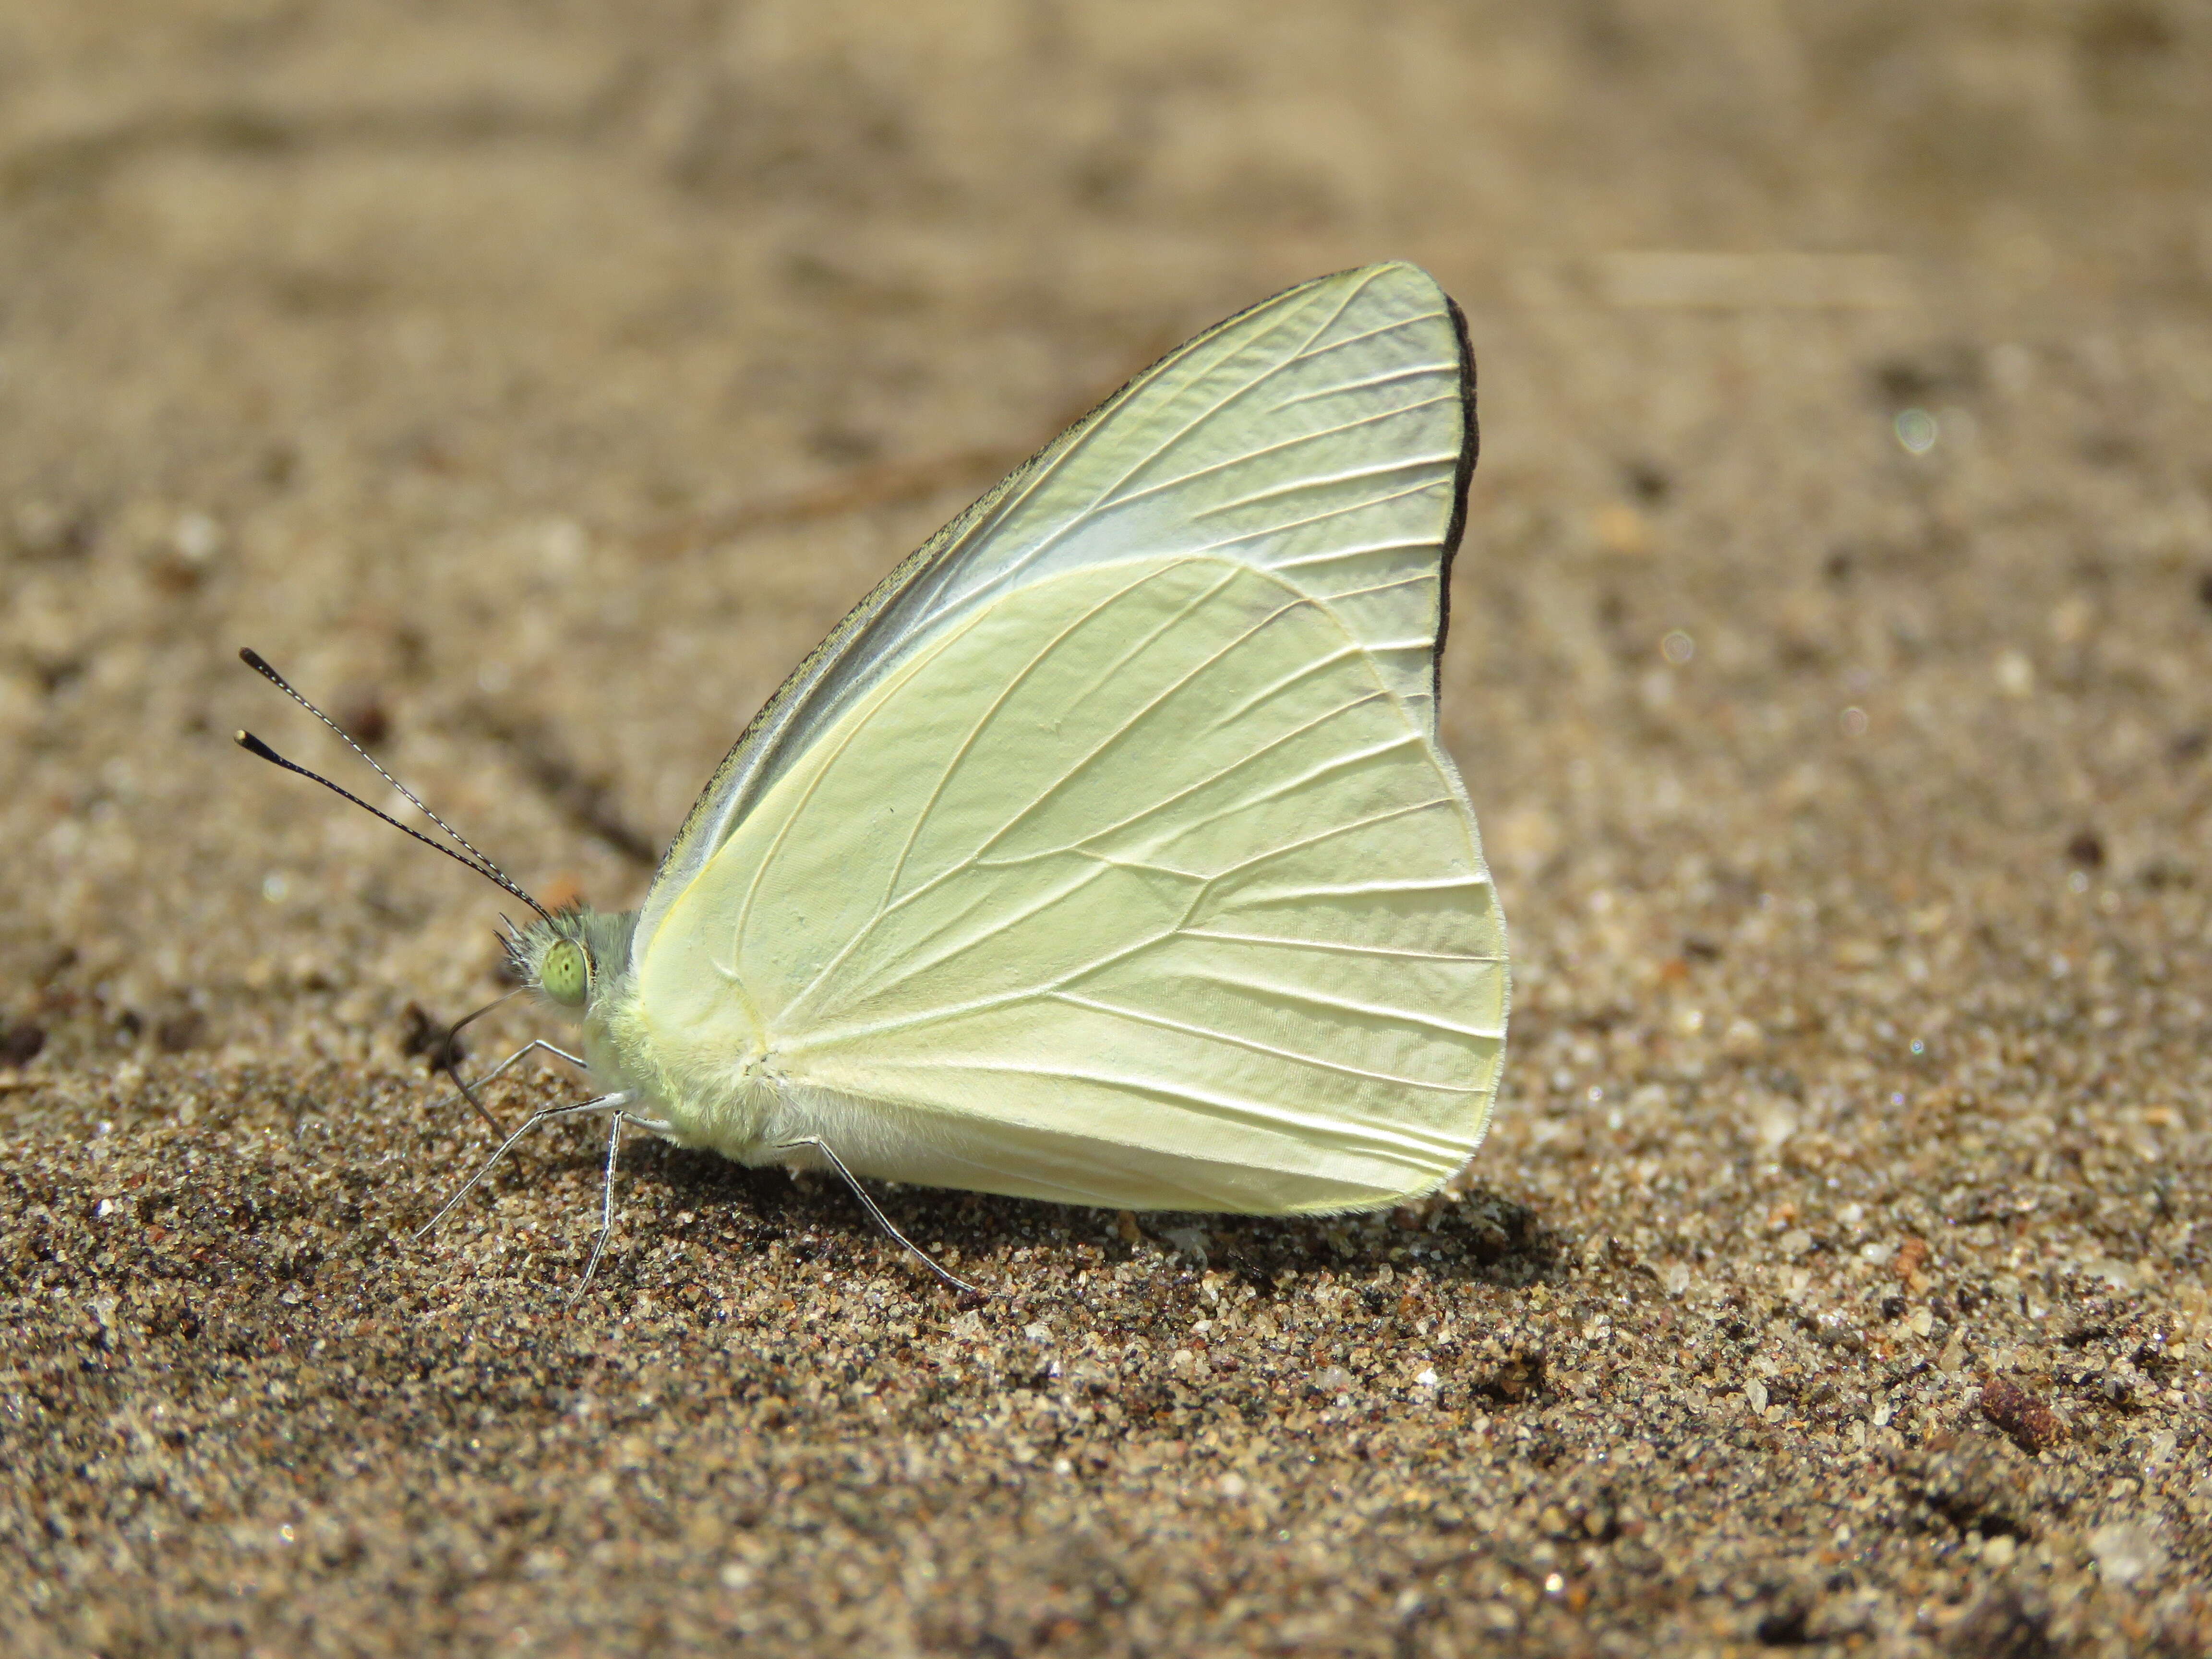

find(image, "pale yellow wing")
[632,550,1504,1213]
[637,263,1476,958]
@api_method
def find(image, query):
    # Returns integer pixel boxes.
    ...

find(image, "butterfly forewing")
[640,264,1474,951]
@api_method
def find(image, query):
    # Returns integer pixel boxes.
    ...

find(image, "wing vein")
[1176,478,1449,559]
[1267,361,1455,412]
[1083,396,1460,519]
[953,582,1317,864]
[876,561,1169,909]
[824,1058,1468,1170]
[1189,453,1462,522]
[1289,307,1452,365]
[1050,991,1479,1094]
[993,685,1391,865]
[1271,536,1436,571]
[1166,969,1507,1042]
[919,285,1374,605]
[1192,794,1457,882]
[1179,927,1506,964]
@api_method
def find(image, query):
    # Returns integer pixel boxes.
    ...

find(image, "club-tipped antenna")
[240,648,529,882]
[234,649,552,922]
[234,730,554,922]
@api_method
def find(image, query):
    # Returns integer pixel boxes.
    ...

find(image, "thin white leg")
[425,1038,591,1133]
[414,1091,632,1241]
[567,1111,631,1306]
[770,1135,985,1297]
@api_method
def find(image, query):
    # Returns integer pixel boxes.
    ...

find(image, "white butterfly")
[245,263,1508,1294]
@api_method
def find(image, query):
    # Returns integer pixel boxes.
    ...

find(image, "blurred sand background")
[3,2,2210,1654]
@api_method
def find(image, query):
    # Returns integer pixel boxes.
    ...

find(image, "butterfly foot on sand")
[239,262,1510,1302]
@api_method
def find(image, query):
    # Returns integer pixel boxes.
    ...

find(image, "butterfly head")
[506,905,637,1018]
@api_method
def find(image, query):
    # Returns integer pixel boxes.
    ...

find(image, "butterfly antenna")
[239,649,531,890]
[234,650,553,923]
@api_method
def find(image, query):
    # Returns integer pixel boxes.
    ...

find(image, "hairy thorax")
[593,948,777,1158]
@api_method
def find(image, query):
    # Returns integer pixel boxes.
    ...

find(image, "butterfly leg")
[565,1109,649,1307]
[562,1109,674,1307]
[429,1037,590,1138]
[414,1091,634,1242]
[484,1038,589,1076]
[769,1136,985,1298]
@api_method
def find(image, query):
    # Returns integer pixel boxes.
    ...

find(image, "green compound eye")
[539,939,589,1007]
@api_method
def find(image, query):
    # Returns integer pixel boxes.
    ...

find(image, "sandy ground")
[3,3,2211,1654]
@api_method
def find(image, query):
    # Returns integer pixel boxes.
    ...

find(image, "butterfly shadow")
[612,1140,1569,1299]
[1135,1185,1572,1295]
